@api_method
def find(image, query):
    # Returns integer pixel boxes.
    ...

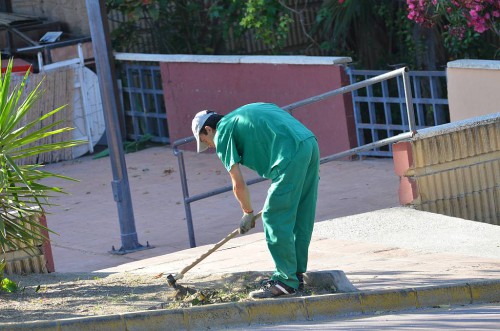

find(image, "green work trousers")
[262,137,320,289]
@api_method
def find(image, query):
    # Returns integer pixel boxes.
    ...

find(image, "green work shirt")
[214,102,315,179]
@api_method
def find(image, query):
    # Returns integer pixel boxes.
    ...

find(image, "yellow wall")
[394,114,500,226]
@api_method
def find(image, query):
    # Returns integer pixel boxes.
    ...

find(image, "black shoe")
[249,280,296,299]
[297,273,304,292]
[260,274,304,291]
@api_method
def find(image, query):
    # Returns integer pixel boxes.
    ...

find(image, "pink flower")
[407,0,499,36]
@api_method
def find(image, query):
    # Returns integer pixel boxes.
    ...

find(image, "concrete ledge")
[58,315,125,331]
[447,59,500,70]
[122,309,185,330]
[114,53,353,66]
[415,283,472,308]
[245,296,308,325]
[360,288,417,313]
[1,321,60,331]
[185,303,249,330]
[469,280,500,304]
[305,292,362,318]
[415,112,500,139]
[2,280,500,330]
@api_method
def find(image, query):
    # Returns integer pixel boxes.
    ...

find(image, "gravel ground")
[0,271,250,323]
[0,271,332,324]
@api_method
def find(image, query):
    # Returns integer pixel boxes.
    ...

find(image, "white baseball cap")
[191,110,216,153]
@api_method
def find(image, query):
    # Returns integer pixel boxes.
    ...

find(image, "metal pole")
[283,67,408,113]
[319,132,414,164]
[185,177,266,204]
[86,0,150,254]
[172,139,196,247]
[172,137,196,247]
[174,149,196,248]
[402,70,417,134]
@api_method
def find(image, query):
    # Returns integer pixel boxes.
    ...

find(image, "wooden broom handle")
[179,211,262,276]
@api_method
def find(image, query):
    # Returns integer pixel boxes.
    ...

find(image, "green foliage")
[443,28,481,59]
[239,0,293,52]
[106,0,296,54]
[0,59,85,281]
[1,275,17,293]
[106,0,498,69]
[314,0,414,69]
[106,0,246,54]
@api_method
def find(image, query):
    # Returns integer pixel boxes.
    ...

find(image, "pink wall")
[39,214,55,272]
[160,58,356,158]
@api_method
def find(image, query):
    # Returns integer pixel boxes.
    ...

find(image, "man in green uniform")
[192,102,320,299]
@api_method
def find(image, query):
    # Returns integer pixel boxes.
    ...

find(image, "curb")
[3,279,500,330]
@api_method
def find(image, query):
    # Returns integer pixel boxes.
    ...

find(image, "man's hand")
[239,212,255,234]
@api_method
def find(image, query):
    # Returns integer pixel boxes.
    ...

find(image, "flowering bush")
[407,0,499,37]
[406,0,499,57]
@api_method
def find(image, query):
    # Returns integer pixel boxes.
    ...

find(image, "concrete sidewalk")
[100,207,500,292]
[24,145,500,330]
[40,145,401,272]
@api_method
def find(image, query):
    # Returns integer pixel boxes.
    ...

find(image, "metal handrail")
[173,67,417,247]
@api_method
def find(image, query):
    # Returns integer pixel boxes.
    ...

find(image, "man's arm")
[229,163,253,213]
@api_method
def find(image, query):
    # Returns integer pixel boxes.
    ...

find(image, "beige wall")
[447,60,500,122]
[12,0,89,36]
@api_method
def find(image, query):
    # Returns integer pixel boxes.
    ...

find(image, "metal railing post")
[173,137,197,247]
[402,70,417,134]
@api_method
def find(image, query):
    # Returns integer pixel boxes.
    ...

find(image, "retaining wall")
[393,113,500,226]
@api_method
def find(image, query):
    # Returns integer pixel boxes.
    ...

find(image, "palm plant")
[0,59,85,258]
